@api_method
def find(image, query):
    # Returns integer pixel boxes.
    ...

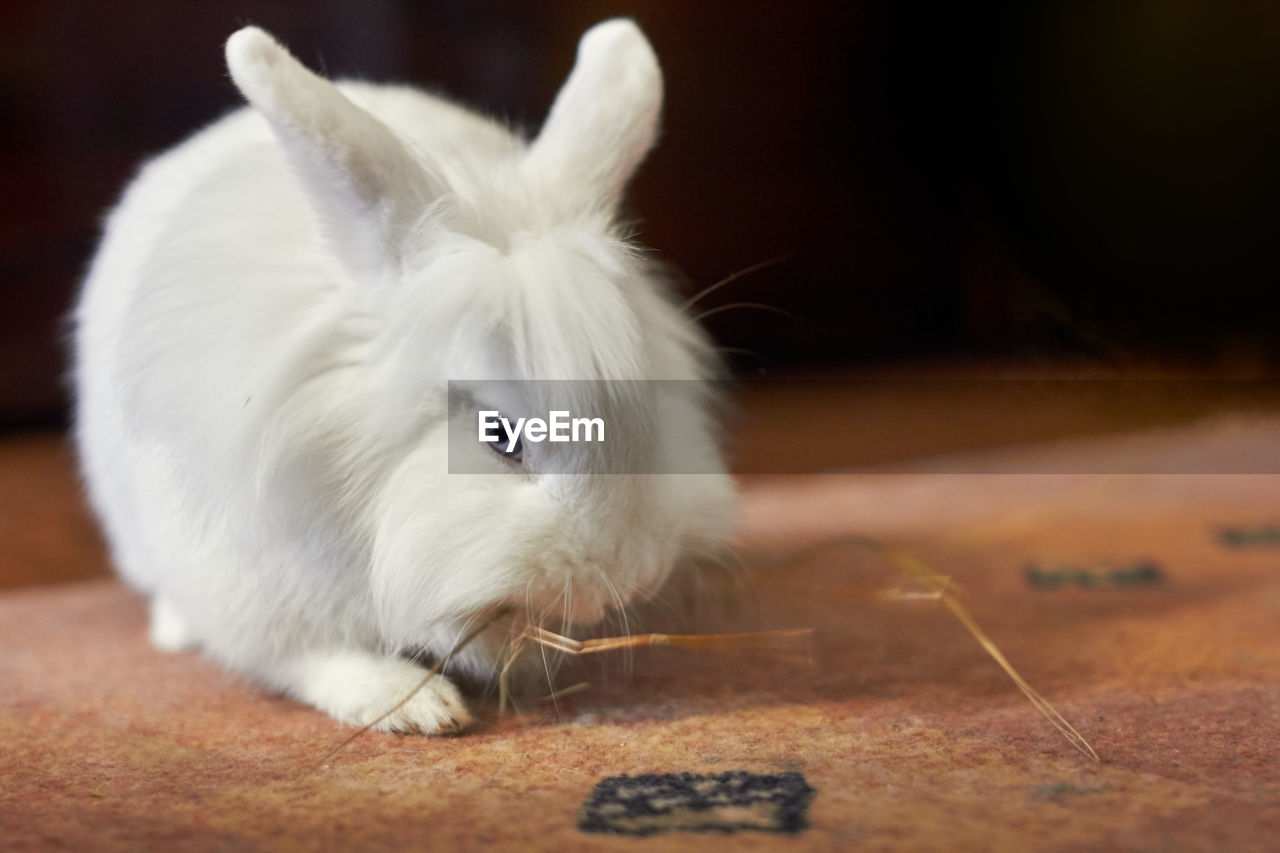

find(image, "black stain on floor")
[1219,525,1280,548]
[1025,561,1164,590]
[1030,781,1109,802]
[579,771,816,836]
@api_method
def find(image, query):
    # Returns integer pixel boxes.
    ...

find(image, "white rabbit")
[72,20,735,732]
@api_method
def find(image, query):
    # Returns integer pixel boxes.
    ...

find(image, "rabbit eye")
[489,417,523,463]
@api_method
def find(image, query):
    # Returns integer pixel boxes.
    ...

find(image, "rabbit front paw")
[148,597,197,653]
[293,649,471,734]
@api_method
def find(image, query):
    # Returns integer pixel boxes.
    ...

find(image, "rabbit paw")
[149,597,197,652]
[294,649,471,734]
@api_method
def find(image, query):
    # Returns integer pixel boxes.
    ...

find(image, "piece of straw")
[520,626,815,655]
[816,535,1100,763]
[498,626,815,716]
[543,681,592,703]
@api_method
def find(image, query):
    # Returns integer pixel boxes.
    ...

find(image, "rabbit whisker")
[679,252,794,311]
[693,301,798,324]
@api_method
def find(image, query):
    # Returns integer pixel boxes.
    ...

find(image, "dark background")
[3,0,1279,428]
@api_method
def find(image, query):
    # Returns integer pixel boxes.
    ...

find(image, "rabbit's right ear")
[524,19,662,216]
[226,27,445,281]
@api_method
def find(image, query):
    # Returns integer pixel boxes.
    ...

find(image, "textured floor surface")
[3,412,1280,850]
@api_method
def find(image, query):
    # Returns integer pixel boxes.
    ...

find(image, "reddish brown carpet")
[3,413,1280,849]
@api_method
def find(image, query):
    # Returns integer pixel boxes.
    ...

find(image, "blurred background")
[3,0,1280,429]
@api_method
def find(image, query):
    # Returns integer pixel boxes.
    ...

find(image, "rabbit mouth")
[569,599,609,626]
[519,583,612,629]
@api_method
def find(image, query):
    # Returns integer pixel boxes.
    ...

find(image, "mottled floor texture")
[4,408,1280,850]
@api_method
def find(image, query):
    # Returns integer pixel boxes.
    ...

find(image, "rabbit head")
[225,22,735,654]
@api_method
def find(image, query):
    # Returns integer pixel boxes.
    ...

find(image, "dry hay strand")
[886,547,1100,762]
[498,625,816,716]
[783,534,1100,763]
[519,626,816,656]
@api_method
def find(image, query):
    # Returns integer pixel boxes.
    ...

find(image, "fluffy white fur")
[72,20,735,732]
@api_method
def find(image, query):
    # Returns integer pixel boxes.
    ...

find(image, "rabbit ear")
[225,27,444,279]
[525,19,663,214]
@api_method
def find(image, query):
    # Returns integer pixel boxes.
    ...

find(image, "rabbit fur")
[72,20,735,733]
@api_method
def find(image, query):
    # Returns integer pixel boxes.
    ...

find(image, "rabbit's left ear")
[226,27,446,280]
[524,19,663,215]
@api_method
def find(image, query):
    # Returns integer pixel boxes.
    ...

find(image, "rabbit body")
[72,21,734,732]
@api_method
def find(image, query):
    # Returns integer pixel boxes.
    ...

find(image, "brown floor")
[4,384,1280,849]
